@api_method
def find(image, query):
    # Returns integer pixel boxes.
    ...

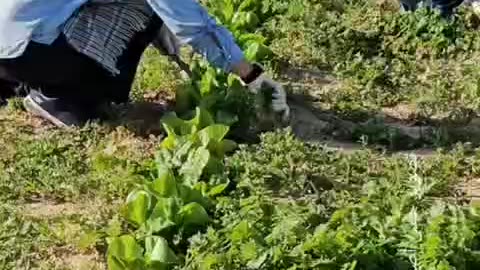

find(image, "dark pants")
[400,0,464,16]
[0,17,162,105]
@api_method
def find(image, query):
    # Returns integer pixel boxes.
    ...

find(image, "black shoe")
[23,90,85,127]
[0,80,28,106]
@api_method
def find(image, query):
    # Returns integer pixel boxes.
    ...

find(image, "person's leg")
[0,37,115,103]
[432,0,464,16]
[60,0,164,105]
[0,36,117,126]
[400,0,421,11]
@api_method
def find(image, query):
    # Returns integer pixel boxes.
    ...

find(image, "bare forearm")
[231,60,253,80]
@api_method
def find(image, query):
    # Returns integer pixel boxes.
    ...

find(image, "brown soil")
[62,253,104,270]
[23,201,89,219]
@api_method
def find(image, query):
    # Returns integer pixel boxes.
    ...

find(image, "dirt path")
[19,199,117,270]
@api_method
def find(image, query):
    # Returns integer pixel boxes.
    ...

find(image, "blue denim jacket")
[400,0,464,16]
[0,0,244,72]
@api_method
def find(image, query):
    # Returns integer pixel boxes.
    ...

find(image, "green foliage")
[4,1,480,270]
[185,131,480,270]
[133,48,184,101]
[122,165,212,235]
[107,235,178,270]
[160,108,237,179]
[108,108,234,270]
[176,0,285,131]
[45,2,480,270]
[0,204,42,269]
[265,0,480,121]
[174,59,254,130]
[0,126,141,202]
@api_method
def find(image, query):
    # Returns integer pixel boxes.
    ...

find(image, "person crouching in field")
[0,0,289,127]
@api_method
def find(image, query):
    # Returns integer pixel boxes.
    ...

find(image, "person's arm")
[146,0,289,118]
[146,0,246,73]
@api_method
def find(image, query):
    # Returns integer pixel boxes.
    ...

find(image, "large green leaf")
[238,0,257,12]
[230,220,252,243]
[179,202,210,226]
[161,112,194,136]
[125,190,151,227]
[145,236,178,267]
[172,139,194,166]
[214,0,235,24]
[180,147,211,186]
[145,218,176,235]
[198,92,223,111]
[208,182,230,197]
[146,198,179,233]
[178,184,211,208]
[244,42,273,61]
[237,33,267,47]
[200,68,218,97]
[149,168,177,198]
[160,108,214,150]
[232,11,260,31]
[155,148,173,170]
[107,256,126,270]
[188,107,215,131]
[107,235,143,270]
[198,125,230,146]
[150,198,178,221]
[160,134,176,150]
[205,156,224,176]
[214,139,238,157]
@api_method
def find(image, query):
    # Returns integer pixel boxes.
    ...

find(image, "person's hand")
[247,73,290,120]
[233,61,290,121]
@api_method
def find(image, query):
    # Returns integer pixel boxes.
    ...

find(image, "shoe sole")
[23,95,68,128]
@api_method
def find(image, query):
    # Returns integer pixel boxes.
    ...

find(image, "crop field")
[4,0,480,269]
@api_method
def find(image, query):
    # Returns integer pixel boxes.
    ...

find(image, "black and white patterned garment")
[63,0,179,75]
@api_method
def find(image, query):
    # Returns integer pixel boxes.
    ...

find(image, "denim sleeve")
[146,0,245,72]
[399,0,464,16]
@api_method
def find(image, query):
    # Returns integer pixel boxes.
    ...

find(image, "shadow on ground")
[104,100,171,137]
[100,90,480,154]
[288,92,480,150]
[281,65,480,152]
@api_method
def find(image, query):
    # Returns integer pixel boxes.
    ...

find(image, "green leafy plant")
[107,2,480,270]
[107,108,234,270]
[175,0,281,132]
[107,168,212,269]
[107,235,178,270]
[185,132,480,270]
[160,107,237,179]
